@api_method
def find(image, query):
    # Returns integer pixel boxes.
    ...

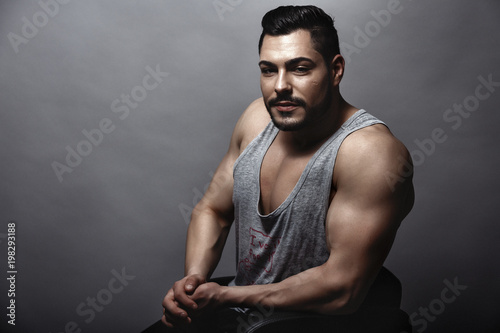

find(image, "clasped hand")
[161,274,223,327]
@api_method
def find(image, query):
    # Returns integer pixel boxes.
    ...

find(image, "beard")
[265,94,307,131]
[264,85,334,132]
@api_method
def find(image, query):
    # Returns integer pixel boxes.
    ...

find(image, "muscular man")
[146,5,414,332]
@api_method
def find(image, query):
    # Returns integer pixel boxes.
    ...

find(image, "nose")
[274,71,292,95]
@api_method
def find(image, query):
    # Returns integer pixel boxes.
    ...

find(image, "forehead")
[259,29,322,63]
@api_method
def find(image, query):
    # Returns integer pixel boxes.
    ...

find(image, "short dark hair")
[258,5,340,63]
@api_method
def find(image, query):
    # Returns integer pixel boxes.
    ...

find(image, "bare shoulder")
[340,124,409,164]
[198,98,270,218]
[334,123,413,195]
[232,97,271,153]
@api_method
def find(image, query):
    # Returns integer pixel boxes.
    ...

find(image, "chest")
[259,143,317,215]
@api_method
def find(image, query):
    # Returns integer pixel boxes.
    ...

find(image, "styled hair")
[258,5,340,63]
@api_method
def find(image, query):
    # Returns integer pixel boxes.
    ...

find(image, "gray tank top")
[231,109,385,286]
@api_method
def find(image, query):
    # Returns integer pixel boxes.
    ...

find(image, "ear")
[330,54,345,86]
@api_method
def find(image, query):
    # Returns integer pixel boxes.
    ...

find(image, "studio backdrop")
[1,0,499,332]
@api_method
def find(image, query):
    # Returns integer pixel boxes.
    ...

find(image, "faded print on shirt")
[237,227,281,285]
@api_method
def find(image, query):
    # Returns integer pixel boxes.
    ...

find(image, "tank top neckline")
[256,109,367,218]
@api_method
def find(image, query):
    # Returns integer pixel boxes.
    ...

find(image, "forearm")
[184,204,231,279]
[219,264,361,315]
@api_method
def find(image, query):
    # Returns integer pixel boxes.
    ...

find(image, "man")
[145,5,414,332]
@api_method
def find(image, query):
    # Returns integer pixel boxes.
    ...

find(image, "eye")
[294,66,310,74]
[260,67,276,76]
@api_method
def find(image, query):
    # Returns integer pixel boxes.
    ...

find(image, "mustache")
[268,95,306,107]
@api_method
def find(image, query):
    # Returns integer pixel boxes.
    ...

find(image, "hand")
[190,282,224,315]
[161,274,206,327]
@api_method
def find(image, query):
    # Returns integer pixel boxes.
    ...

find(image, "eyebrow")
[258,57,316,68]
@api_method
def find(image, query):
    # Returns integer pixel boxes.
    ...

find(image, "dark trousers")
[141,306,412,333]
[141,307,264,333]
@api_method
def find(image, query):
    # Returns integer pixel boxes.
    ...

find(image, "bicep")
[325,186,401,274]
[323,132,414,296]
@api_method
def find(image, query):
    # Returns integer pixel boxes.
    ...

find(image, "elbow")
[319,283,365,316]
[336,293,363,315]
[191,201,233,229]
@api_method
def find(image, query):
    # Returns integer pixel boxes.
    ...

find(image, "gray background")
[1,0,499,332]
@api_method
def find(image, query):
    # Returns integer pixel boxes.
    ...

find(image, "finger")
[173,282,198,310]
[161,289,175,309]
[184,275,205,294]
[161,314,174,328]
[162,314,188,328]
[163,290,191,320]
[162,300,191,327]
[162,310,191,327]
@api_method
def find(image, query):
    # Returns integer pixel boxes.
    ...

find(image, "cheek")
[310,77,330,99]
[260,79,273,98]
[299,79,326,101]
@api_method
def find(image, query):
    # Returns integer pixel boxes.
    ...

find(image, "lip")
[273,102,298,112]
